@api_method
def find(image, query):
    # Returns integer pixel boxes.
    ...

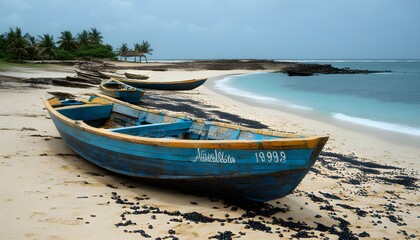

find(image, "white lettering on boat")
[193,149,236,164]
[255,151,286,163]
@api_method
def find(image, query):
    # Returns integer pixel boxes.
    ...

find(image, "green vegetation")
[0,59,51,71]
[0,27,154,63]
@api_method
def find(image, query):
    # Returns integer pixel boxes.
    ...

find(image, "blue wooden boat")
[119,78,207,91]
[99,79,144,104]
[44,93,328,202]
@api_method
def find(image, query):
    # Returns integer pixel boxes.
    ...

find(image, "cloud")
[1,0,419,59]
[0,0,31,10]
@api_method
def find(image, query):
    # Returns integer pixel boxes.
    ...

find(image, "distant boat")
[125,72,150,80]
[119,78,208,91]
[74,69,101,78]
[99,79,144,104]
[44,93,328,201]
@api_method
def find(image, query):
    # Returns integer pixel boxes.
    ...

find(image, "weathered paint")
[44,94,328,201]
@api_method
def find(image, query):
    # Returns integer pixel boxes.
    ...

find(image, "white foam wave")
[289,104,314,111]
[215,76,314,111]
[333,113,420,136]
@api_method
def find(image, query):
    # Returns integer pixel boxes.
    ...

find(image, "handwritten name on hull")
[193,149,236,164]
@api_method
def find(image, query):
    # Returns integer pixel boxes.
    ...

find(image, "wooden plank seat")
[109,121,193,138]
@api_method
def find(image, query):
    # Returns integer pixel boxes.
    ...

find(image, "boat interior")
[103,80,137,90]
[50,96,292,140]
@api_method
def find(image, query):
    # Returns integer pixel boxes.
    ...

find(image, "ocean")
[214,60,420,141]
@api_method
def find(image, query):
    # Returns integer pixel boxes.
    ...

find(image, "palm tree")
[133,43,143,62]
[38,34,55,62]
[7,37,28,62]
[0,33,6,51]
[5,27,28,62]
[135,41,153,62]
[117,43,129,61]
[6,27,23,43]
[57,30,77,51]
[24,34,39,60]
[89,28,103,44]
[77,30,89,47]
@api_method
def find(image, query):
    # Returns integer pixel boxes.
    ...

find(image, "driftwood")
[67,75,102,85]
[24,77,96,88]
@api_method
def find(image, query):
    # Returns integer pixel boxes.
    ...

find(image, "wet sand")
[0,62,418,239]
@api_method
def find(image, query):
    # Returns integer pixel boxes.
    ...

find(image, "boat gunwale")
[43,93,328,150]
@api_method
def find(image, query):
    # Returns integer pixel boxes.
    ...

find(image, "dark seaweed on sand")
[141,90,270,128]
[47,91,76,100]
[319,191,342,200]
[143,92,216,109]
[222,198,288,217]
[317,151,418,189]
[209,110,269,129]
[306,193,329,204]
[377,175,418,189]
[321,152,400,170]
[209,231,235,240]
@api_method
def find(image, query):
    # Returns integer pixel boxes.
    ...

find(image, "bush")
[74,44,115,58]
[54,49,76,60]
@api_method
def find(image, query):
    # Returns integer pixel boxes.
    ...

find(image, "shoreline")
[0,64,419,239]
[205,73,420,152]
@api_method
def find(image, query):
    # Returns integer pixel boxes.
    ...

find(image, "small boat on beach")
[44,93,328,201]
[125,72,150,80]
[98,71,125,79]
[119,78,208,91]
[99,79,144,103]
[74,69,102,78]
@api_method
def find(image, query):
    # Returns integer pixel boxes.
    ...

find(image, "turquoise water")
[214,60,420,137]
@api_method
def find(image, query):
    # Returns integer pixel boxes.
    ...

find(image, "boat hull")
[49,114,325,202]
[100,88,144,103]
[120,78,207,91]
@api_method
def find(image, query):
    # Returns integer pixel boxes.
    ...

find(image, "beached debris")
[24,77,95,88]
[47,92,76,100]
[183,212,215,223]
[75,60,113,72]
[141,91,271,129]
[66,75,101,84]
[209,231,236,240]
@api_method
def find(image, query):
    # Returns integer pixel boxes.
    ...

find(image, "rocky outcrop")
[281,63,390,76]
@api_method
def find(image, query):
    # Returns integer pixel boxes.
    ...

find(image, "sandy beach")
[0,62,418,240]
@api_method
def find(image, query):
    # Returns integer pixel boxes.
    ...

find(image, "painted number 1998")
[255,151,286,163]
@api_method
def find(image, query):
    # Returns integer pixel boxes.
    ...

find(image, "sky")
[1,0,419,59]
